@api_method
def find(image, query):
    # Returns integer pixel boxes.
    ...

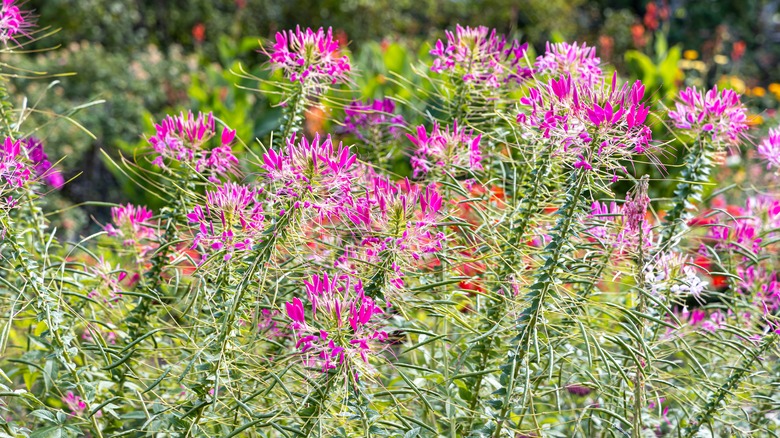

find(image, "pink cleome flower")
[343,98,405,142]
[262,133,358,220]
[187,182,265,261]
[269,26,351,85]
[757,127,780,171]
[535,41,603,86]
[285,272,387,375]
[430,25,531,87]
[22,137,64,188]
[348,177,444,290]
[0,0,33,46]
[668,86,748,145]
[407,120,483,178]
[517,72,653,177]
[0,137,31,189]
[104,203,157,245]
[148,111,238,181]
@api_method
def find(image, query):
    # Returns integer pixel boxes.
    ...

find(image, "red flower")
[192,23,205,44]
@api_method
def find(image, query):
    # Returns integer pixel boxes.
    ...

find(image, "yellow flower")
[752,86,766,97]
[683,49,699,60]
[747,114,763,126]
[722,75,746,94]
[769,83,780,93]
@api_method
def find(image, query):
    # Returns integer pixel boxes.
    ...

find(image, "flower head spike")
[148,110,238,181]
[285,272,387,376]
[0,0,32,47]
[269,26,350,85]
[430,25,531,87]
[407,121,483,178]
[758,127,780,172]
[517,73,654,177]
[668,86,748,145]
[535,41,603,86]
[22,137,64,188]
[348,177,445,292]
[262,133,358,220]
[0,137,30,188]
[343,98,405,143]
[186,182,265,261]
[104,204,156,245]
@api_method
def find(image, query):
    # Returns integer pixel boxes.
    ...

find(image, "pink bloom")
[535,41,603,86]
[347,178,444,291]
[269,26,351,85]
[186,182,265,261]
[22,137,64,188]
[668,86,748,145]
[0,137,31,188]
[262,133,358,220]
[407,121,483,178]
[62,392,87,416]
[104,204,156,245]
[430,25,531,87]
[148,111,238,181]
[285,272,387,375]
[758,127,780,171]
[517,73,653,175]
[343,98,405,142]
[0,0,32,46]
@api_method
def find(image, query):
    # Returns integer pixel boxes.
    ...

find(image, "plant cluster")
[1,5,779,438]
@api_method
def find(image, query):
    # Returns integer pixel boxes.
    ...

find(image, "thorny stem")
[0,214,104,438]
[492,168,588,437]
[127,190,188,339]
[464,143,555,434]
[660,137,715,249]
[683,334,777,438]
[632,221,647,438]
[280,80,307,146]
[194,209,294,429]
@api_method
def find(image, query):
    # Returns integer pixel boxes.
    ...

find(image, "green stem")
[463,143,555,434]
[683,334,776,438]
[194,209,294,428]
[279,81,307,145]
[660,138,715,248]
[492,168,588,437]
[301,373,336,436]
[632,223,647,438]
[0,214,104,438]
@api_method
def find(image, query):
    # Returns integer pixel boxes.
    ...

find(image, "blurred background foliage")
[13,0,780,237]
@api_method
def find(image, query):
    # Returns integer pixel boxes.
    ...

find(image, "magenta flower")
[348,177,444,291]
[343,98,405,143]
[0,0,32,46]
[86,258,125,308]
[186,182,265,261]
[0,137,31,188]
[757,127,780,171]
[148,111,238,181]
[262,133,357,220]
[22,137,64,189]
[517,73,653,176]
[104,204,156,245]
[534,41,602,86]
[285,272,387,376]
[62,392,87,416]
[407,121,483,178]
[256,309,283,338]
[269,26,350,85]
[430,25,531,87]
[668,86,748,145]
